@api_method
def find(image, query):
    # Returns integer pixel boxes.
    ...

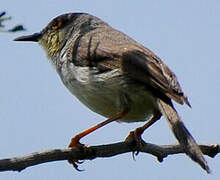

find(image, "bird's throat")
[39,32,61,59]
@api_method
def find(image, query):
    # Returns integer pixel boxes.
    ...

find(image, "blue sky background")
[1,1,219,179]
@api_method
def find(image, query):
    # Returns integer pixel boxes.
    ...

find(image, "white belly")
[59,62,158,123]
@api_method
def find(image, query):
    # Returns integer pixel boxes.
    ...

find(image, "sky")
[1,1,220,179]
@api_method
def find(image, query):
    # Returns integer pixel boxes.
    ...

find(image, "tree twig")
[0,11,25,32]
[0,140,219,172]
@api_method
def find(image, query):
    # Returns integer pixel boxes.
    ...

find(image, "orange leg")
[68,109,129,170]
[135,112,161,138]
[69,109,129,148]
[125,112,161,153]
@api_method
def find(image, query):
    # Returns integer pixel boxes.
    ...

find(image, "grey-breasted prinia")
[14,13,210,173]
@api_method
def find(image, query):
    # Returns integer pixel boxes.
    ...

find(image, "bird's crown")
[14,13,108,60]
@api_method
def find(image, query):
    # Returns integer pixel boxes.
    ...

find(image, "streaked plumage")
[14,13,209,173]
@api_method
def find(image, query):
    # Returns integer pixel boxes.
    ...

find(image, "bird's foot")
[68,135,89,171]
[125,128,145,159]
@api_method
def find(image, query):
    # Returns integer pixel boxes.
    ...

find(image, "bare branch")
[0,11,25,32]
[0,141,219,172]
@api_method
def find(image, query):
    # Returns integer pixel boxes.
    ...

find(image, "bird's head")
[14,13,79,59]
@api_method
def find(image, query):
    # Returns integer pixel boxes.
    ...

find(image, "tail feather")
[157,99,210,173]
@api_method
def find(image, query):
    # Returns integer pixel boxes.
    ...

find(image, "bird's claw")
[125,130,144,159]
[68,136,88,171]
[68,159,85,171]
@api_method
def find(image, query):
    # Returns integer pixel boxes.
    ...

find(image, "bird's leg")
[125,112,161,156]
[68,109,129,170]
[69,109,129,148]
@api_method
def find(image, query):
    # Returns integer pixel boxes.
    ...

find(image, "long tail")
[157,99,210,173]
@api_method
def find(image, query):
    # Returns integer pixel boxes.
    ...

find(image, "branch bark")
[0,141,219,172]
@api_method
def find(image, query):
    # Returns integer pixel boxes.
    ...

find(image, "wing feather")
[79,32,190,107]
[121,48,191,107]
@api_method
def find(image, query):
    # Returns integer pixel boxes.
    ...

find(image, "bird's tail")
[157,99,210,173]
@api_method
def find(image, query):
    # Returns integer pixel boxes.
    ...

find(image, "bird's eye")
[52,19,63,30]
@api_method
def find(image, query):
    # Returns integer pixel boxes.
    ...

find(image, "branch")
[0,140,219,172]
[0,11,25,32]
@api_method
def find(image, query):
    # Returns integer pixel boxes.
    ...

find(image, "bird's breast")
[58,61,158,123]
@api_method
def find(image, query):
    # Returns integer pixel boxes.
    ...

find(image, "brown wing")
[120,47,191,107]
[81,32,190,107]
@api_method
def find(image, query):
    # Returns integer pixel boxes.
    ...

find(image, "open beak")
[14,32,41,42]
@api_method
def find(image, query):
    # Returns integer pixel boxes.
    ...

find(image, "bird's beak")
[14,32,42,42]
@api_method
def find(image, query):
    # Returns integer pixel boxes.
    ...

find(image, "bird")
[14,12,210,173]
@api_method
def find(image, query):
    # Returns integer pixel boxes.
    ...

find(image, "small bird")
[14,13,209,173]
